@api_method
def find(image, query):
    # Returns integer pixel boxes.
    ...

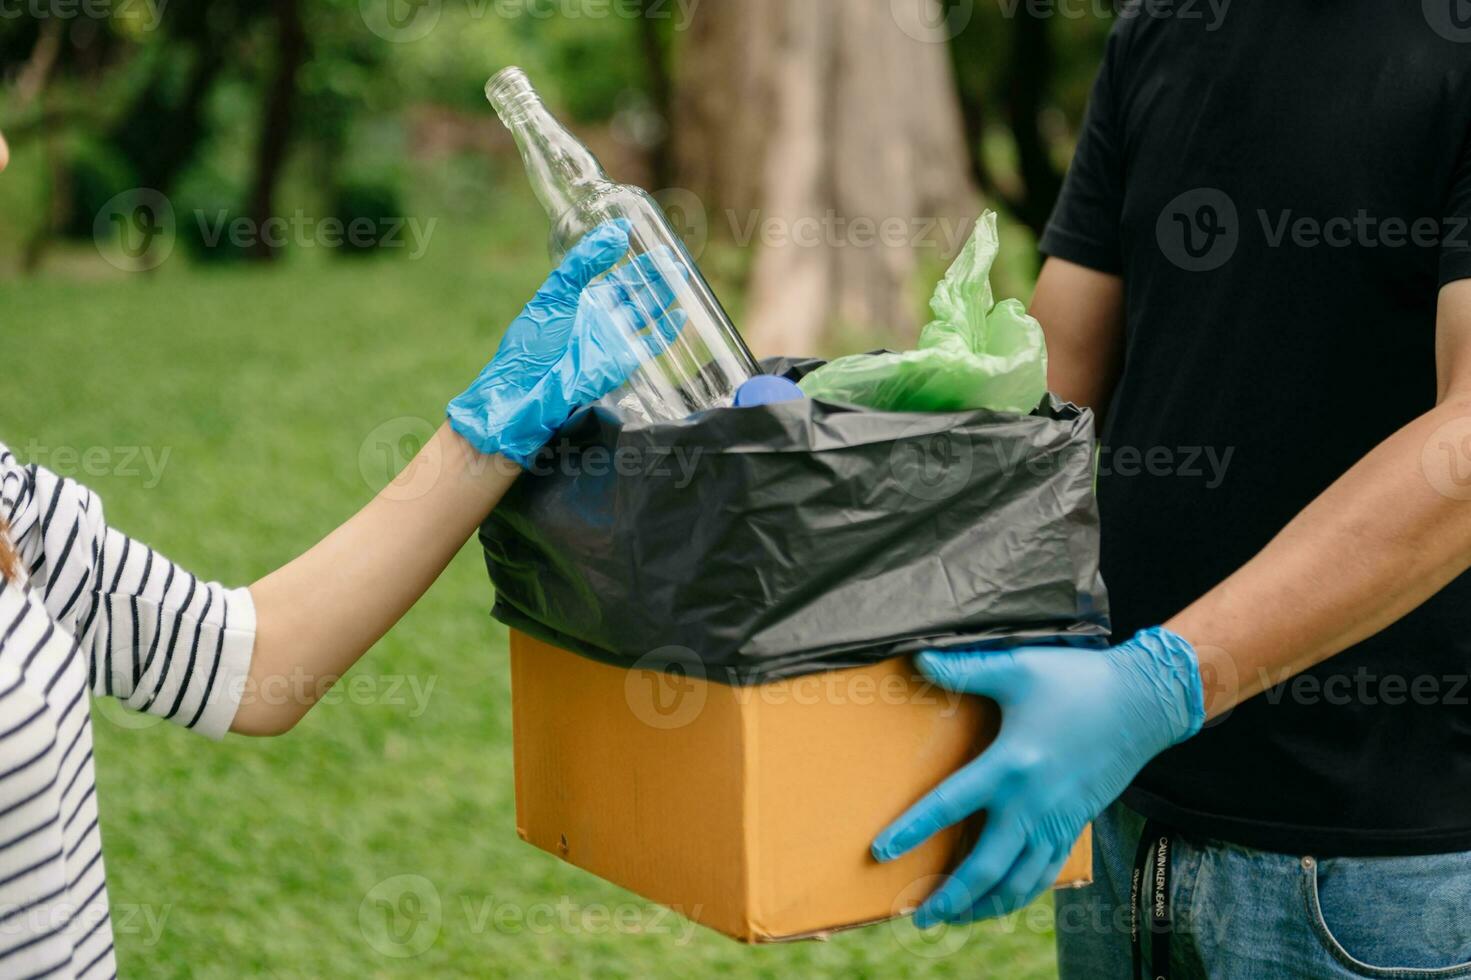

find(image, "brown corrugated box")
[509,631,1092,943]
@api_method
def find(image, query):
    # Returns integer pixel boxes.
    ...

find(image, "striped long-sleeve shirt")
[0,443,255,979]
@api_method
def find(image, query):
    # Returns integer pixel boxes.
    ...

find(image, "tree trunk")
[950,10,1064,239]
[106,14,229,204]
[1005,11,1062,237]
[673,0,977,355]
[635,0,675,190]
[18,19,65,274]
[246,0,307,261]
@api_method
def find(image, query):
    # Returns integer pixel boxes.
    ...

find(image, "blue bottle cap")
[733,375,806,408]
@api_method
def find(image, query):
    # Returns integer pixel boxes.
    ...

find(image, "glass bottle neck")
[487,68,609,221]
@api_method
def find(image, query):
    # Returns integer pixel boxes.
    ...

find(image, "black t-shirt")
[1040,4,1471,856]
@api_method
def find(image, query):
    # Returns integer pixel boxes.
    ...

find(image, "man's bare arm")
[1168,279,1471,716]
[1030,256,1126,421]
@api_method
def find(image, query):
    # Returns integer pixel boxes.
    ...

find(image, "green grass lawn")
[0,203,1060,979]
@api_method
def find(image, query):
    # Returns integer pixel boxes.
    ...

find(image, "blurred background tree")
[672,0,977,353]
[0,0,1111,349]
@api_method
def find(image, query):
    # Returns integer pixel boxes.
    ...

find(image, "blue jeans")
[1056,800,1471,978]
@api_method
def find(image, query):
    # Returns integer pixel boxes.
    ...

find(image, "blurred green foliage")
[2,1,1111,285]
[0,0,653,267]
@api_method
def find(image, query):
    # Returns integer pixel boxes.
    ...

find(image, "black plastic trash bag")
[480,357,1109,684]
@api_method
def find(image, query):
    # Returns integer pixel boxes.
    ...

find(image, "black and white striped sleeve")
[1,445,255,739]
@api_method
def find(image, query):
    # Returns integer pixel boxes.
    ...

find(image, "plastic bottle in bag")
[486,66,760,422]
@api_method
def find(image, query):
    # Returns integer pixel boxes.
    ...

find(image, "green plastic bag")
[797,211,1048,414]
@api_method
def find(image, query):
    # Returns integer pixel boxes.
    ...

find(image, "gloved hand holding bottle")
[447,219,687,467]
[486,67,759,422]
[872,627,1207,926]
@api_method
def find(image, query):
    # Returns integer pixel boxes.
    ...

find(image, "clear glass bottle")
[486,66,760,422]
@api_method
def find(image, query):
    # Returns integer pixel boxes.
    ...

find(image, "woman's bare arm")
[235,426,516,735]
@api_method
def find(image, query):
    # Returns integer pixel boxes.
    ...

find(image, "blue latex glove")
[872,626,1206,927]
[448,220,687,466]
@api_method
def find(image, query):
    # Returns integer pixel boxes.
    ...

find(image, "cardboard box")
[510,631,1092,943]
